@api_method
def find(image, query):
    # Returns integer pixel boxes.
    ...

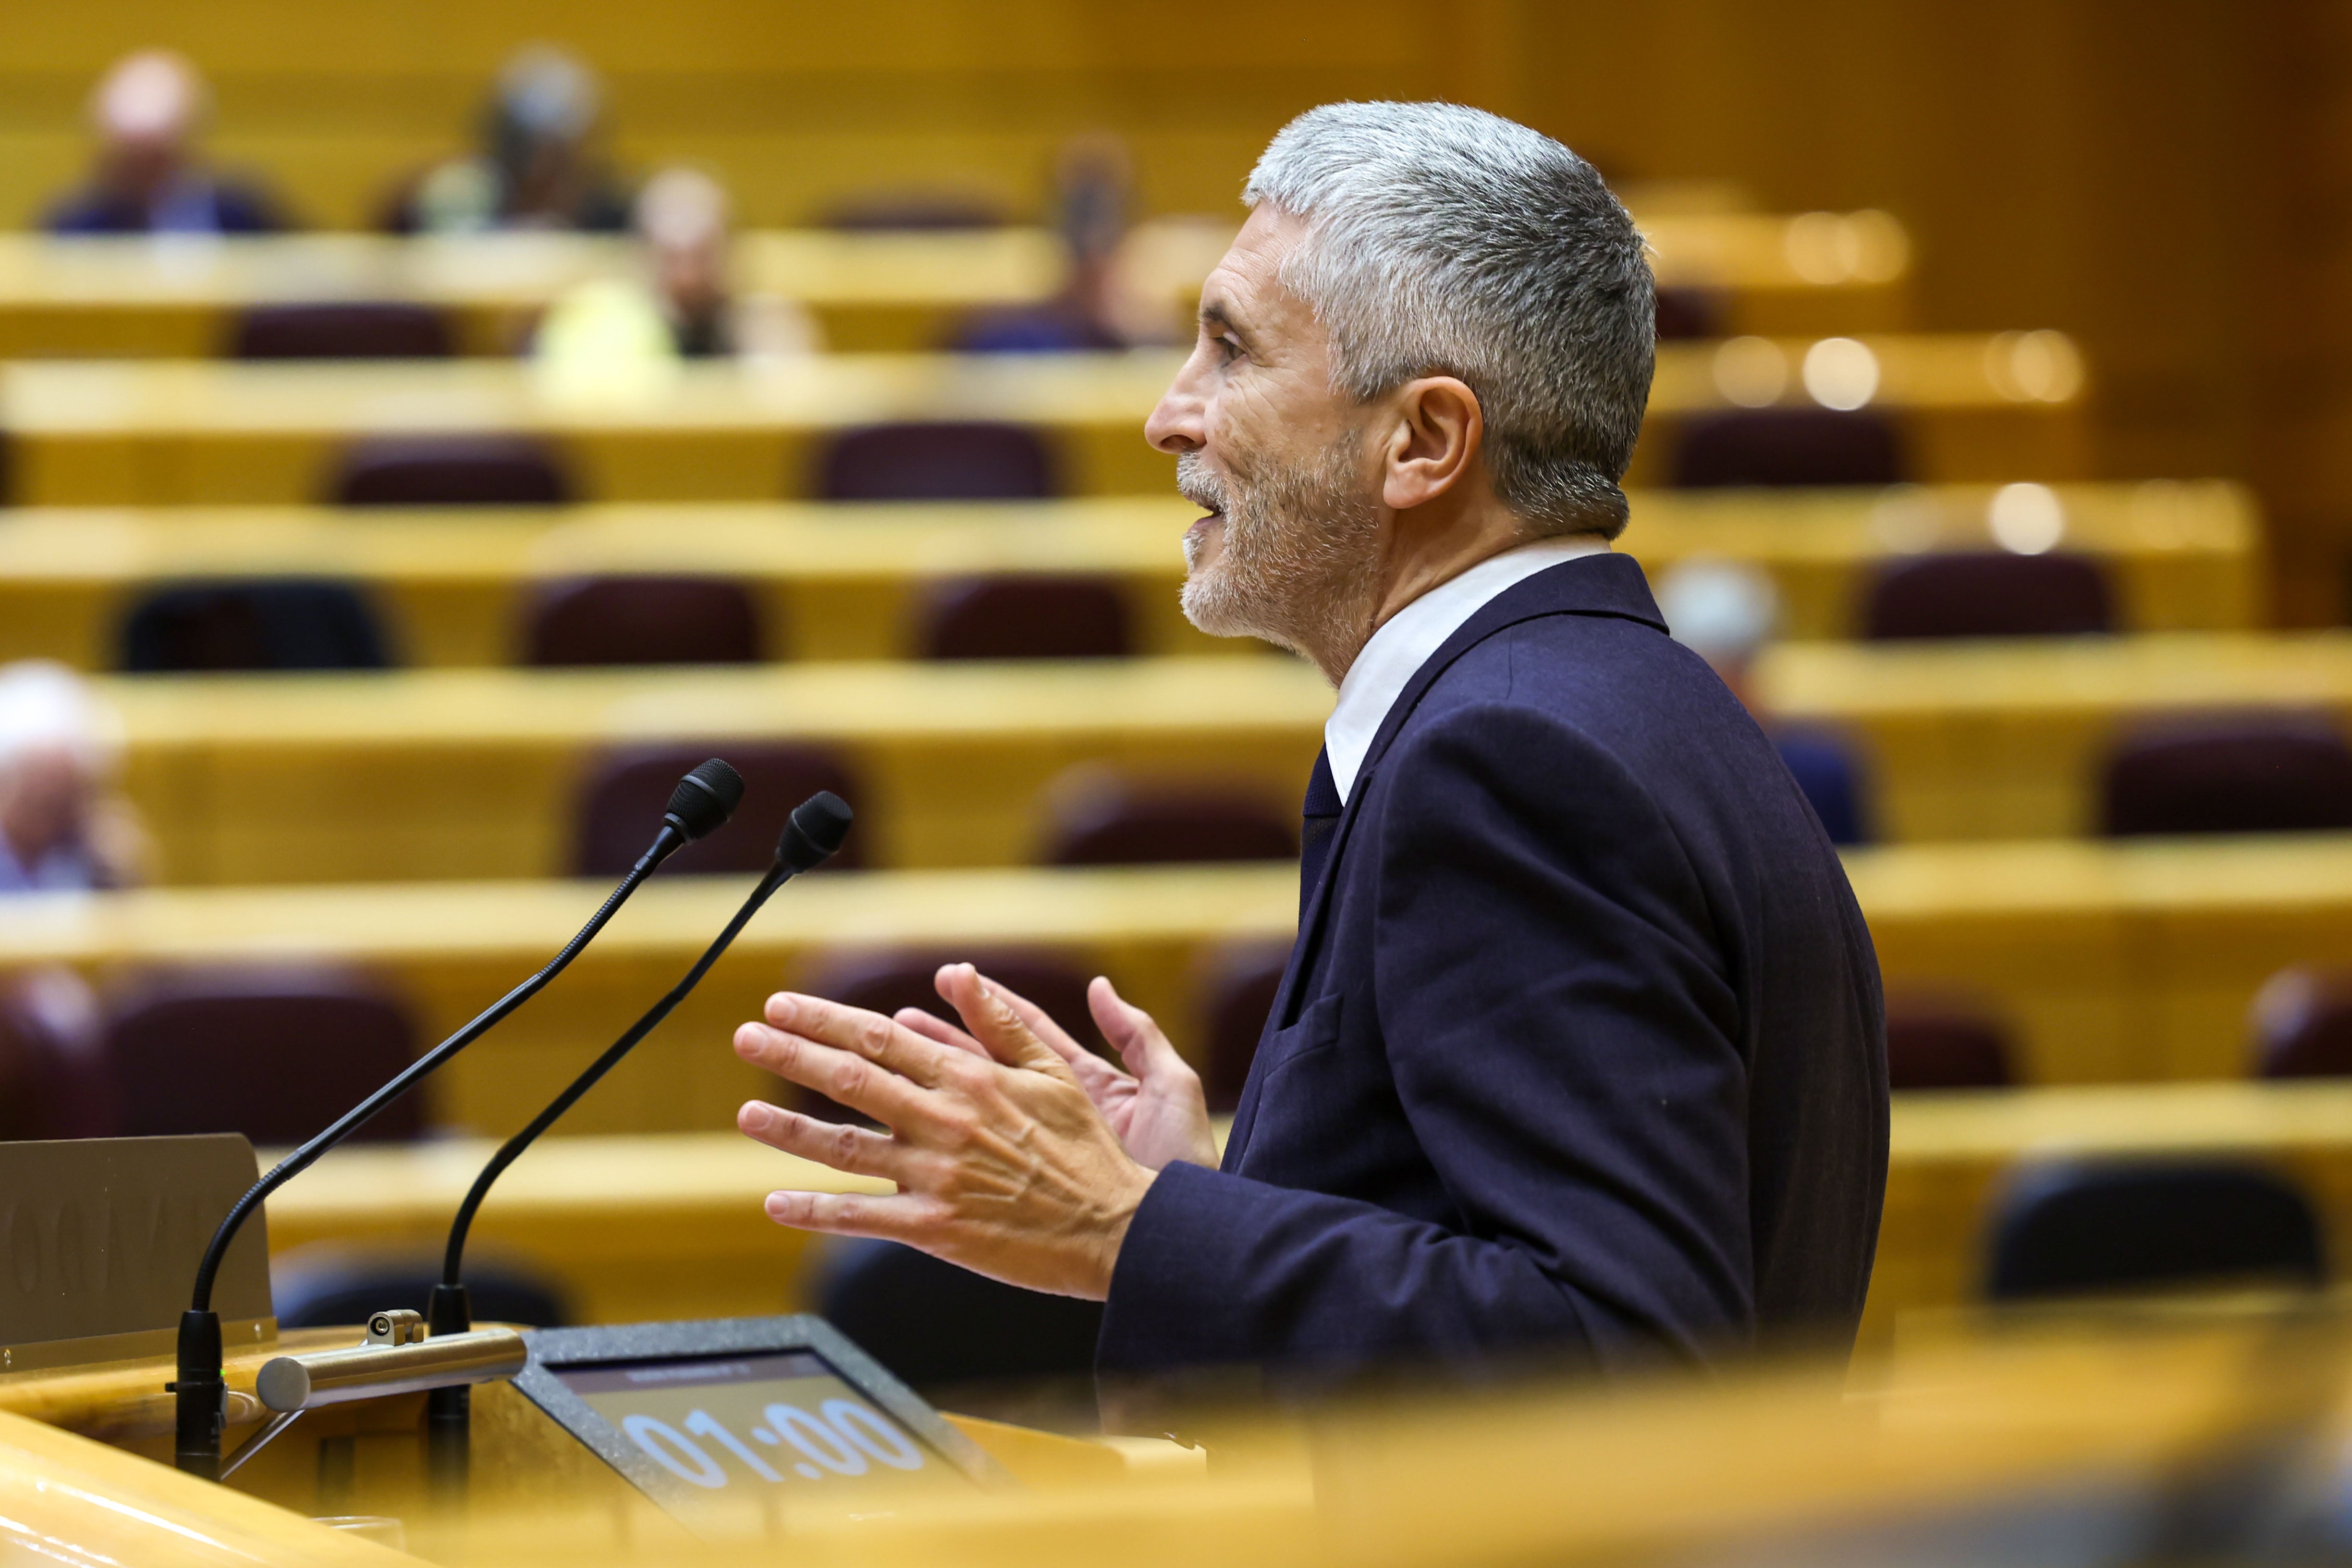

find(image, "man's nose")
[1145,356,1208,455]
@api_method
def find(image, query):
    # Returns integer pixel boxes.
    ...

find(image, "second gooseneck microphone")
[423,791,854,1483]
[172,760,745,1480]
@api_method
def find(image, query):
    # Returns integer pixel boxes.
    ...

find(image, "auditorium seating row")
[238,1080,2352,1350]
[0,336,2085,504]
[0,213,1911,357]
[3,837,2352,1135]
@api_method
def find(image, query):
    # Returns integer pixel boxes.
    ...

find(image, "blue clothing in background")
[1775,731,1870,845]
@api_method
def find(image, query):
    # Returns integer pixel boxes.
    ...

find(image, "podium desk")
[1765,630,2352,842]
[96,658,1331,885]
[2,1291,2345,1567]
[0,335,2084,505]
[0,481,2257,671]
[0,867,1301,1139]
[0,212,1911,361]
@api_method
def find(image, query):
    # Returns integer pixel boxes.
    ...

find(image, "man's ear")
[1381,376,1484,512]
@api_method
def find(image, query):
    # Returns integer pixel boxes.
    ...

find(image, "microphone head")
[664,759,745,843]
[779,791,854,872]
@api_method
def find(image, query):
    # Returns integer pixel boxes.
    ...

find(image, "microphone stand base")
[425,1284,473,1503]
[169,1310,224,1480]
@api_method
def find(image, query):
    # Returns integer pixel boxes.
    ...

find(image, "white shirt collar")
[1323,538,1610,804]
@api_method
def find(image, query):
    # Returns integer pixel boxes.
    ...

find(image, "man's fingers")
[937,964,1078,1080]
[737,1099,906,1182]
[760,1188,928,1242]
[1089,976,1196,1082]
[760,991,959,1088]
[941,966,1103,1074]
[735,1021,935,1128]
[895,1007,988,1058]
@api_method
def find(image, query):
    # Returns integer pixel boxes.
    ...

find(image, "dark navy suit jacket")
[1098,554,1887,1377]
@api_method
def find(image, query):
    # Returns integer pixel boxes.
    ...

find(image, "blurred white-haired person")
[0,662,147,894]
[1656,557,1870,845]
[46,49,285,234]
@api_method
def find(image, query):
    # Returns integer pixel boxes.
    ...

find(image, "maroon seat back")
[816,423,1056,501]
[104,970,423,1144]
[331,436,573,507]
[523,576,765,666]
[230,302,454,360]
[1671,408,1906,488]
[0,974,116,1140]
[572,741,865,876]
[1884,990,2015,1090]
[1193,942,1291,1114]
[2101,718,2352,838]
[2251,967,2352,1078]
[1042,778,1297,866]
[917,576,1131,660]
[1862,551,2114,640]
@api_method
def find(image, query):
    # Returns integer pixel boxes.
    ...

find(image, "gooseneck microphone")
[421,792,853,1483]
[171,760,746,1479]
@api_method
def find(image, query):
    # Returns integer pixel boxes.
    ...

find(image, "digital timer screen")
[555,1350,975,1522]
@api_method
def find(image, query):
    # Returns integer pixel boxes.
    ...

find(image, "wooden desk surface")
[0,335,2086,504]
[1763,629,2352,841]
[0,212,1910,358]
[97,656,1330,882]
[255,1078,2352,1344]
[0,481,2260,669]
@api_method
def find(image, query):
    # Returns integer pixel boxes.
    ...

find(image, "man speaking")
[731,102,1888,1377]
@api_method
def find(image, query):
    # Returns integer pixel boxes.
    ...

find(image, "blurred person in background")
[1656,557,1870,845]
[390,45,631,234]
[955,135,1171,353]
[45,50,287,235]
[530,167,814,390]
[0,662,147,894]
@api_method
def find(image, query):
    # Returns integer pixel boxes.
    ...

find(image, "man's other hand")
[733,964,1160,1300]
[892,967,1219,1173]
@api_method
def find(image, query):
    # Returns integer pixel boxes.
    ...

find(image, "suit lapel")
[1222,553,1668,1166]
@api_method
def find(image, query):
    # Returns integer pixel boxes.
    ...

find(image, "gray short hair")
[1244,102,1654,539]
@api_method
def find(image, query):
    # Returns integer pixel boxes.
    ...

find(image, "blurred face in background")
[1146,205,1381,674]
[0,747,95,868]
[91,51,203,202]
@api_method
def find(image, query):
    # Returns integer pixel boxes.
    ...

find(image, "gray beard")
[1176,440,1381,675]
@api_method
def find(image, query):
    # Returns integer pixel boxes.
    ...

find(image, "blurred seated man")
[0,662,147,893]
[45,51,286,235]
[530,168,814,384]
[1655,557,1871,845]
[954,135,1170,354]
[391,46,630,234]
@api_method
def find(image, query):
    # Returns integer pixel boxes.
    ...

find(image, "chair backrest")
[1884,990,2014,1090]
[229,302,454,360]
[1193,941,1292,1115]
[1670,408,1907,488]
[331,436,573,507]
[812,1237,1102,1392]
[1985,1158,2326,1301]
[1041,776,1297,866]
[916,576,1131,661]
[2251,966,2352,1078]
[118,578,392,672]
[104,970,425,1145]
[523,576,765,667]
[816,422,1055,501]
[2100,717,2352,837]
[0,974,115,1140]
[572,741,866,877]
[1652,286,1724,341]
[272,1247,569,1329]
[1861,551,2115,640]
